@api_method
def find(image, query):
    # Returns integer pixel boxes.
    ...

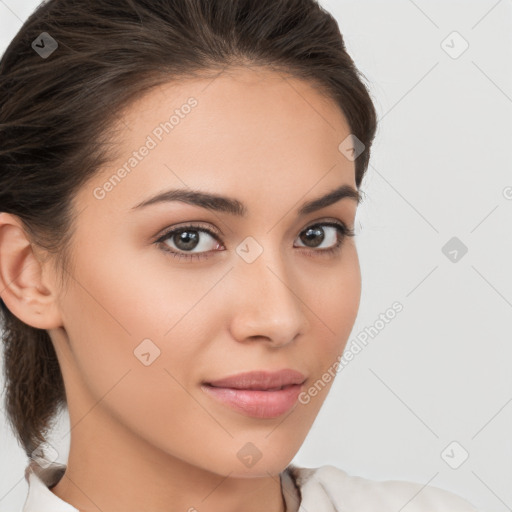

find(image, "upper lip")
[205,369,307,390]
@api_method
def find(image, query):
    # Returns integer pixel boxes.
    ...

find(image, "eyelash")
[154,221,355,262]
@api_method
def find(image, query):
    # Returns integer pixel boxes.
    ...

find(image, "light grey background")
[1,1,511,511]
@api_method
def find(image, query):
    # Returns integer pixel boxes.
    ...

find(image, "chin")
[226,464,289,479]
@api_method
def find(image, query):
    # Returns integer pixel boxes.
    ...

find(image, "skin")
[0,66,361,512]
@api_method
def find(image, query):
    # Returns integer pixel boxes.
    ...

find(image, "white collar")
[22,459,79,512]
[23,459,476,512]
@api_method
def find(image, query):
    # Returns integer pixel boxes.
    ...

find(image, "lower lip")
[201,383,303,419]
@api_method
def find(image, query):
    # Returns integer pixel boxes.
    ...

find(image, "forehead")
[75,66,356,218]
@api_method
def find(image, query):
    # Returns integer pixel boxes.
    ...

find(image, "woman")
[0,0,479,510]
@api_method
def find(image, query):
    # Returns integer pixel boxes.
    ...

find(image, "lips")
[204,369,307,390]
[201,369,307,418]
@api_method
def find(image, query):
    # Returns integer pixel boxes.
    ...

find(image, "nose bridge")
[229,234,306,345]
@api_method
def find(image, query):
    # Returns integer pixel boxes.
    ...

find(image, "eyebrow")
[130,183,360,217]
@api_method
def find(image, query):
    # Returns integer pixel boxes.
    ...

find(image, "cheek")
[57,257,216,453]
[308,244,361,346]
[297,246,361,406]
[58,248,220,405]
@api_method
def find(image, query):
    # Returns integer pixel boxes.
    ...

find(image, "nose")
[227,245,309,348]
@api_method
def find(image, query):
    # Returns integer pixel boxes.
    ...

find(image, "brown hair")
[0,0,378,458]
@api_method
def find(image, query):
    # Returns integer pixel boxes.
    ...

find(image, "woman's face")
[47,66,361,478]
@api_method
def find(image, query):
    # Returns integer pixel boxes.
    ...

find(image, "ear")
[0,212,63,329]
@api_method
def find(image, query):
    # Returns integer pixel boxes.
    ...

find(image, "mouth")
[201,369,307,419]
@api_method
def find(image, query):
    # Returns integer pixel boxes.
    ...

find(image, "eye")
[155,223,223,262]
[294,221,355,257]
[154,220,355,262]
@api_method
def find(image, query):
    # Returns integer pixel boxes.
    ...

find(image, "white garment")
[22,459,479,511]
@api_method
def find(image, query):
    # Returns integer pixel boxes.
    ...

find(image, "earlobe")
[0,212,63,330]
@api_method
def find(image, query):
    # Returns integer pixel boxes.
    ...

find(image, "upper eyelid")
[155,222,221,242]
[158,218,346,234]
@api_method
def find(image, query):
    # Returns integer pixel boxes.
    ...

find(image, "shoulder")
[286,463,479,512]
